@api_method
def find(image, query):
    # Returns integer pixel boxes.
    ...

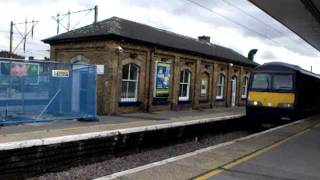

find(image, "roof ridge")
[111,16,215,47]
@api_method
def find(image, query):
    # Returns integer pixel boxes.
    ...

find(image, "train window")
[272,75,293,91]
[251,74,271,90]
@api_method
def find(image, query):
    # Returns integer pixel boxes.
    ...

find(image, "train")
[246,62,320,122]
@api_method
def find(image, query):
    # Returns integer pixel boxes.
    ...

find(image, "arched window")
[179,70,191,101]
[200,73,209,98]
[242,77,249,98]
[70,55,90,64]
[121,63,139,102]
[216,73,225,99]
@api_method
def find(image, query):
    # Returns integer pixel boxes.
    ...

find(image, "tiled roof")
[43,16,258,67]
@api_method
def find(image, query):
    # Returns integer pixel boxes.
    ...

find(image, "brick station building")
[43,16,258,115]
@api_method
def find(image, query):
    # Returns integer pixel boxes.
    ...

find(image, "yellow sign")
[52,70,69,77]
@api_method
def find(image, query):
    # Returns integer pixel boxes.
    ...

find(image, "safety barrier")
[0,59,97,125]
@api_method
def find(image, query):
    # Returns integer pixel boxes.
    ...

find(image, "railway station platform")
[99,114,320,180]
[0,107,244,144]
[0,107,245,178]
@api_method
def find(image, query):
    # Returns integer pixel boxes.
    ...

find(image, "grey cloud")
[121,0,320,58]
[260,50,277,60]
[0,0,54,6]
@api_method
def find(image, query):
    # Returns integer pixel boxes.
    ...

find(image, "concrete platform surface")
[209,121,320,180]
[0,107,244,146]
[98,115,320,180]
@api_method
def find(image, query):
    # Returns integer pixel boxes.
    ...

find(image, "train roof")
[256,62,320,79]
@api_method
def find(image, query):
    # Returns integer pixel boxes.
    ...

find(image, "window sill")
[119,101,142,107]
[178,100,192,104]
[152,98,170,105]
[215,97,224,101]
[199,99,210,103]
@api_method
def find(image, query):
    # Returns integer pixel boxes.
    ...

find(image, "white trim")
[241,77,248,99]
[216,74,225,99]
[179,70,191,101]
[120,64,139,102]
[215,96,223,100]
[0,114,244,151]
[231,76,237,107]
[179,96,189,101]
[120,97,137,102]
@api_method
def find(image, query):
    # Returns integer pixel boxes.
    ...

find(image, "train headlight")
[247,100,262,106]
[278,103,294,109]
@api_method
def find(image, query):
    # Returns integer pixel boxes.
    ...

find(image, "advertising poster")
[0,61,39,85]
[154,62,171,98]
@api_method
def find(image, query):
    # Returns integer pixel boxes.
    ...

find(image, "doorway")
[231,76,237,107]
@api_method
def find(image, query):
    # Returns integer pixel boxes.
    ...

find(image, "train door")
[231,76,237,107]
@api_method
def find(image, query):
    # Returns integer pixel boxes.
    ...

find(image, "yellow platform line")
[194,127,313,180]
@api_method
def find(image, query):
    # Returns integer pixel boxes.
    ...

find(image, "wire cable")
[221,0,311,49]
[184,0,286,46]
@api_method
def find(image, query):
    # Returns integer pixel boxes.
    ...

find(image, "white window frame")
[120,63,139,102]
[179,70,191,101]
[216,73,225,100]
[241,77,248,98]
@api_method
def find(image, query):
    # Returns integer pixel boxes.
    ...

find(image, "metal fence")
[0,59,97,125]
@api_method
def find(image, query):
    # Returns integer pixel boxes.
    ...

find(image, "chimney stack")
[198,35,210,43]
[248,49,258,61]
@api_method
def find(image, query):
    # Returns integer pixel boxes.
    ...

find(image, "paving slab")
[211,126,320,180]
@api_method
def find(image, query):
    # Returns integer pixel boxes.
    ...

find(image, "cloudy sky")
[0,0,320,73]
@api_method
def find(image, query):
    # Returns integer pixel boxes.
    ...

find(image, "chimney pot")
[198,35,210,43]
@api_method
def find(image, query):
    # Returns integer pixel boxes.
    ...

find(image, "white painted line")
[0,114,244,151]
[94,117,311,180]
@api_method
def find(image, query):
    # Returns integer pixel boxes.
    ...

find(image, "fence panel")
[0,59,97,125]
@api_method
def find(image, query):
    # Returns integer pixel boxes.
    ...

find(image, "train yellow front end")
[246,91,296,121]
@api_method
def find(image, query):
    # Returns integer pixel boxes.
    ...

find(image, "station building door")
[231,76,237,107]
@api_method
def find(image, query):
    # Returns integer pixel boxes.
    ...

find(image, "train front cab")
[246,70,297,122]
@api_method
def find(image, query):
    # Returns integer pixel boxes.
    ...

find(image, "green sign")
[154,62,171,98]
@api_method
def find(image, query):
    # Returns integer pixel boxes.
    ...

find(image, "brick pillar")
[146,50,153,112]
[226,64,232,107]
[171,56,180,110]
[109,52,120,114]
[238,66,244,106]
[212,63,218,107]
[193,60,201,109]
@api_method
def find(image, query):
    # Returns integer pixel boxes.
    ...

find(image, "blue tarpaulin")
[0,59,97,125]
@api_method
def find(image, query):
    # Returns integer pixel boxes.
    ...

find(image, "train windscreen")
[272,75,293,91]
[251,73,271,90]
